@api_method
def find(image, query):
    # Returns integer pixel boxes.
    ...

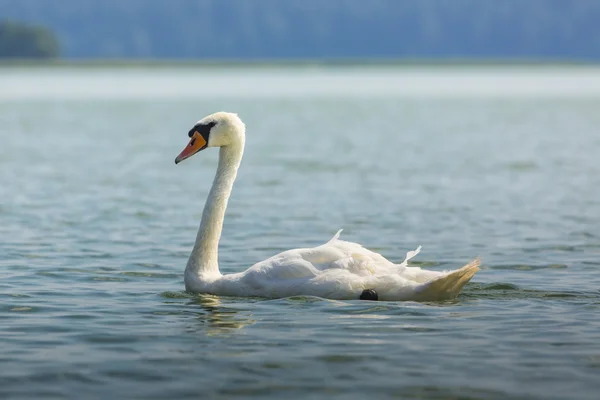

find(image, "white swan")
[175,112,479,301]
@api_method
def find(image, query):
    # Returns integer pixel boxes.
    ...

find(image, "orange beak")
[175,131,208,164]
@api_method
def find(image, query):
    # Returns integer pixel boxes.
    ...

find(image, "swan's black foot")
[360,289,378,301]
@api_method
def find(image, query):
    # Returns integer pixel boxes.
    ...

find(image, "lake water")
[1,65,600,399]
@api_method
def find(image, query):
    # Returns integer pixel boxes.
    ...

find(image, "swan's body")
[175,112,479,301]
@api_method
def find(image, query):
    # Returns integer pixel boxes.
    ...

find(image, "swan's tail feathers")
[414,259,480,301]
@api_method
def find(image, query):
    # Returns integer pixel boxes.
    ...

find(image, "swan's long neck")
[186,142,244,280]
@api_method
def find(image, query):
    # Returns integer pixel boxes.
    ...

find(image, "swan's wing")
[217,231,478,301]
[247,230,425,276]
[238,231,420,287]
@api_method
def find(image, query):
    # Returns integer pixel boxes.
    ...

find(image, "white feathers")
[328,229,343,243]
[401,245,422,265]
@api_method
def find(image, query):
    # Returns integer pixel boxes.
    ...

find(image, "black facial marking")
[360,289,378,301]
[188,120,217,138]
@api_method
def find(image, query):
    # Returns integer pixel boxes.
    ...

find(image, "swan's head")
[175,112,245,164]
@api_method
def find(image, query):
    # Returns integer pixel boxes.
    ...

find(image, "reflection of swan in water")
[188,294,255,335]
[175,112,479,301]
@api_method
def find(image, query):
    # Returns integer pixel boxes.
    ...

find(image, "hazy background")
[1,0,600,61]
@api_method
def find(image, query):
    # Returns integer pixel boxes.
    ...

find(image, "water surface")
[1,66,600,399]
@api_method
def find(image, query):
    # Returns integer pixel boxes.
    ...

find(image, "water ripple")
[2,68,600,399]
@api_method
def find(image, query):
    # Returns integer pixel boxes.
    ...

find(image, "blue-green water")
[1,66,600,399]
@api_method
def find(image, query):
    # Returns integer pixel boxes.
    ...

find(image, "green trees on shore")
[0,20,60,58]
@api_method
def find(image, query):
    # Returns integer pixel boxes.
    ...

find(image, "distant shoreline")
[0,58,597,68]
